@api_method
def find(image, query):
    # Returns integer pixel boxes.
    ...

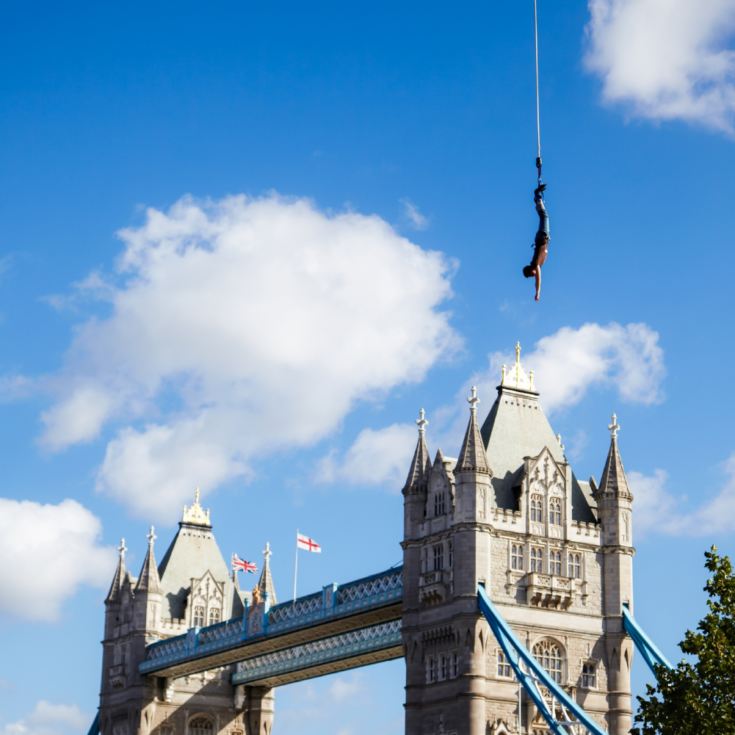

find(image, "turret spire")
[456,386,490,474]
[135,526,162,593]
[597,413,631,499]
[105,538,127,603]
[255,542,277,605]
[403,408,431,492]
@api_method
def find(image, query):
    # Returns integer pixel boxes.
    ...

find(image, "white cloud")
[400,199,429,231]
[630,455,735,537]
[41,194,458,520]
[1,701,88,735]
[0,374,34,403]
[316,423,418,490]
[485,322,664,415]
[0,498,115,621]
[323,323,664,491]
[586,0,735,132]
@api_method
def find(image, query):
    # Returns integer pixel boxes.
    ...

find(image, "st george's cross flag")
[296,532,322,553]
[231,553,257,573]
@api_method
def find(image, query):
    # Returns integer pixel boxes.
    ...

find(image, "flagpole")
[292,529,299,604]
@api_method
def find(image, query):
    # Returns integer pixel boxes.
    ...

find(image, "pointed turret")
[456,386,490,474]
[597,414,632,500]
[135,526,162,593]
[403,408,431,492]
[106,538,128,604]
[255,542,277,605]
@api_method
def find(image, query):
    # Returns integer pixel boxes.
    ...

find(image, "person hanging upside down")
[523,183,550,301]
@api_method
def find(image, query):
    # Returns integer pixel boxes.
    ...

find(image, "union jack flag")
[231,553,257,573]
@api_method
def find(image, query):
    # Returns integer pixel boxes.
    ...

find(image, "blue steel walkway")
[139,566,403,681]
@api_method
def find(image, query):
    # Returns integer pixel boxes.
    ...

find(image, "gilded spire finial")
[467,385,480,414]
[182,487,211,526]
[609,413,620,439]
[416,408,428,434]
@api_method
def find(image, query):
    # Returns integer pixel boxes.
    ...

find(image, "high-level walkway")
[139,566,403,685]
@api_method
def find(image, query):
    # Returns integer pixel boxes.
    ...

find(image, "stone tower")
[401,345,634,735]
[98,491,275,735]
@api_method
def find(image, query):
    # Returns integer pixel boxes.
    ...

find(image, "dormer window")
[530,495,544,522]
[549,497,562,525]
[208,607,221,625]
[193,606,205,628]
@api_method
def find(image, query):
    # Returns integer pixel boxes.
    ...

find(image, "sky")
[1,0,735,733]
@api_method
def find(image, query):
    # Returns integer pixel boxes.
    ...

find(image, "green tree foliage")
[633,547,735,734]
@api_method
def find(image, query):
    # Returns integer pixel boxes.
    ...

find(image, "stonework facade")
[401,347,634,735]
[98,494,276,735]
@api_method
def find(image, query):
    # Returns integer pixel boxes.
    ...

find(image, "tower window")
[533,639,564,684]
[193,606,205,628]
[530,547,543,573]
[427,656,438,683]
[452,652,459,677]
[549,549,562,576]
[440,654,449,680]
[189,717,214,735]
[511,543,524,571]
[434,492,446,516]
[581,661,597,689]
[433,543,444,571]
[549,497,562,525]
[568,552,582,579]
[448,540,453,568]
[530,495,544,522]
[497,650,512,678]
[208,607,221,625]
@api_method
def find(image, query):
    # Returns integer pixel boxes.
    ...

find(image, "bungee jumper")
[523,173,549,301]
[522,0,550,302]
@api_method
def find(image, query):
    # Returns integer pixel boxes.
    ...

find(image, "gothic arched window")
[530,547,543,573]
[568,552,582,579]
[208,607,221,625]
[549,497,562,525]
[434,491,446,516]
[533,639,564,684]
[189,717,214,735]
[530,495,544,522]
[511,543,524,571]
[549,549,562,576]
[193,606,205,628]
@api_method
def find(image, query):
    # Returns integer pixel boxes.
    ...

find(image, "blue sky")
[1,1,735,733]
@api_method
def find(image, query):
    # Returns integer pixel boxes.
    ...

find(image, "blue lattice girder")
[477,585,608,735]
[139,566,403,678]
[621,604,672,677]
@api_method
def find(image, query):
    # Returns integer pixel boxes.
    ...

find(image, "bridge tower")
[401,345,634,735]
[98,491,275,735]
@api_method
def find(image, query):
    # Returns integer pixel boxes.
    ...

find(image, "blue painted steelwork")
[622,604,672,677]
[477,585,607,735]
[232,619,402,685]
[140,566,402,675]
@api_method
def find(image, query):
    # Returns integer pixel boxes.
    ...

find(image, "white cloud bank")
[586,0,735,132]
[0,498,116,621]
[42,194,458,520]
[485,322,664,415]
[323,322,664,490]
[1,701,88,735]
[631,453,735,537]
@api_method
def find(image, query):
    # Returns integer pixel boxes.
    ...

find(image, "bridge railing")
[140,566,403,673]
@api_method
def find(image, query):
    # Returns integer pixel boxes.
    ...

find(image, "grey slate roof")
[480,384,596,522]
[157,521,234,619]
